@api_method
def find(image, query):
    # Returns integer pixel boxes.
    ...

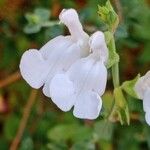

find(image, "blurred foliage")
[0,0,150,150]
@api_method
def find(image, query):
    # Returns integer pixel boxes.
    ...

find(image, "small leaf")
[121,74,140,99]
[115,24,128,40]
[106,36,120,69]
[24,24,41,34]
[71,141,95,150]
[139,43,150,63]
[25,13,40,24]
[99,0,108,6]
[112,87,130,125]
[94,120,114,141]
[47,124,92,142]
[102,91,114,117]
[104,31,113,44]
[34,8,50,22]
[98,0,119,32]
[19,137,34,150]
[106,50,119,68]
[4,114,20,140]
[47,142,68,150]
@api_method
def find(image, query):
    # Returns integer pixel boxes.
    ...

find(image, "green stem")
[111,37,120,88]
[112,63,120,87]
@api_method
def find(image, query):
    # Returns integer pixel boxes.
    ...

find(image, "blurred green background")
[0,0,150,150]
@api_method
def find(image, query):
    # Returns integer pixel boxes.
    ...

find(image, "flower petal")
[67,57,107,95]
[67,57,95,90]
[73,91,102,119]
[50,74,75,111]
[39,35,73,61]
[145,112,150,126]
[143,88,150,112]
[59,9,89,42]
[19,49,49,88]
[134,76,145,99]
[134,71,150,99]
[84,61,107,95]
[89,31,108,64]
[42,43,81,97]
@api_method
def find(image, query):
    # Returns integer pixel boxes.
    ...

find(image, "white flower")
[50,31,108,119]
[134,71,150,125]
[19,8,89,97]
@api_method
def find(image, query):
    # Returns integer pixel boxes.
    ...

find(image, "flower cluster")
[19,8,108,119]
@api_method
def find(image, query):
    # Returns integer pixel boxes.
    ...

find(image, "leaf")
[24,24,41,34]
[102,91,114,117]
[4,114,20,140]
[94,120,114,141]
[25,13,40,24]
[106,50,119,68]
[98,0,119,32]
[121,74,140,99]
[106,36,120,69]
[47,124,92,142]
[47,142,68,150]
[19,137,34,150]
[139,43,150,63]
[34,8,50,22]
[113,87,130,125]
[0,139,9,150]
[99,0,108,6]
[104,31,113,44]
[115,24,128,40]
[71,141,95,150]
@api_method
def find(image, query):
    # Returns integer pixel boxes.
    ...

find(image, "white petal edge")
[134,76,145,99]
[145,112,150,126]
[50,74,76,111]
[39,35,72,60]
[19,49,49,89]
[143,88,150,112]
[73,91,102,120]
[134,71,150,99]
[67,58,107,96]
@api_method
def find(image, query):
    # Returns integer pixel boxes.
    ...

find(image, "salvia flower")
[50,31,108,119]
[134,71,150,125]
[20,8,89,97]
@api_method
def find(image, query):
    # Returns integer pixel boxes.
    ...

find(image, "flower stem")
[112,63,120,87]
[111,37,120,88]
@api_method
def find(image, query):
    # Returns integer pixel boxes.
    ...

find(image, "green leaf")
[106,36,120,69]
[115,24,128,40]
[0,139,9,150]
[34,8,50,22]
[102,91,114,117]
[4,114,20,140]
[71,141,95,150]
[98,0,119,32]
[94,120,114,141]
[47,142,68,150]
[41,21,59,27]
[99,0,108,6]
[19,137,34,150]
[106,50,119,68]
[24,24,41,34]
[47,124,92,142]
[139,43,150,63]
[112,87,130,125]
[121,74,140,99]
[25,13,40,24]
[104,31,113,44]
